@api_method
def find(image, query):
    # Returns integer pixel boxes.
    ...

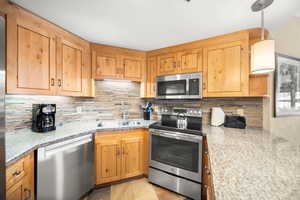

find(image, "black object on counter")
[224,115,246,129]
[141,102,153,120]
[143,111,151,120]
[32,104,56,133]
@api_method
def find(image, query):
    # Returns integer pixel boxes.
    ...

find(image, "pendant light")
[251,0,275,74]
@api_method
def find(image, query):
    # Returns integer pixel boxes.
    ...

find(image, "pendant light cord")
[261,9,265,40]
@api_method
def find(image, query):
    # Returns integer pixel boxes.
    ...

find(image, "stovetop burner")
[149,122,203,136]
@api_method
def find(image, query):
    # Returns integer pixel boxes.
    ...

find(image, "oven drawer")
[149,167,201,200]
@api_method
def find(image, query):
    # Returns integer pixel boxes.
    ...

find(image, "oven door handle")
[151,130,202,142]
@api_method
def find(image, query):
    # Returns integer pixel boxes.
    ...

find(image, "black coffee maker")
[32,104,56,133]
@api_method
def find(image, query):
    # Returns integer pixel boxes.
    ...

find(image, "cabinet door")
[249,75,268,96]
[7,24,56,95]
[6,176,33,200]
[203,41,249,97]
[177,48,203,73]
[121,135,143,179]
[92,52,122,79]
[157,53,178,75]
[56,38,83,96]
[143,130,149,175]
[6,179,22,200]
[146,56,157,97]
[95,136,122,184]
[123,56,143,82]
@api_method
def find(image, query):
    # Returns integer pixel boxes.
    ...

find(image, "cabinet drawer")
[6,153,32,190]
[6,159,26,190]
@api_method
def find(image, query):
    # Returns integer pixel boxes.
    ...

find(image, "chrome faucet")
[122,110,129,120]
[120,101,129,120]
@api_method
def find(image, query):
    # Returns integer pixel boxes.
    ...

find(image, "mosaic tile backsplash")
[146,97,263,128]
[6,79,263,133]
[6,80,143,132]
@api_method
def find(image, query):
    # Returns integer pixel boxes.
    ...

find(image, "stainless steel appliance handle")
[150,129,202,142]
[44,135,92,157]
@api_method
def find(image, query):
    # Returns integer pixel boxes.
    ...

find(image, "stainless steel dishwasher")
[37,134,94,200]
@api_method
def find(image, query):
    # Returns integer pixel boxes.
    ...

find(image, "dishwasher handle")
[40,135,93,158]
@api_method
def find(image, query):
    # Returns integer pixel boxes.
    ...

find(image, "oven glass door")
[157,80,187,97]
[151,134,199,172]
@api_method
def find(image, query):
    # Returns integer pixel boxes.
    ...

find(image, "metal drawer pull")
[50,78,55,86]
[23,188,31,200]
[13,170,22,176]
[58,79,62,87]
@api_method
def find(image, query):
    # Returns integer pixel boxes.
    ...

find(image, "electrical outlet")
[237,109,244,116]
[76,106,82,114]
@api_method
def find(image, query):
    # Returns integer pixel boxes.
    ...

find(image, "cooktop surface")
[149,122,203,136]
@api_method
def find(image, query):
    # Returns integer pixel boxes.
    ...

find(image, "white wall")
[265,16,300,142]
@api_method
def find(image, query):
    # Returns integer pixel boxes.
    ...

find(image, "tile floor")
[88,178,188,200]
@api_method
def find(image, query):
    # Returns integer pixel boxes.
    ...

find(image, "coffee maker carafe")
[32,104,56,133]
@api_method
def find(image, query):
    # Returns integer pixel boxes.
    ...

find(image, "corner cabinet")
[203,40,249,97]
[91,44,146,82]
[95,129,145,185]
[122,56,143,82]
[6,6,94,97]
[92,52,123,80]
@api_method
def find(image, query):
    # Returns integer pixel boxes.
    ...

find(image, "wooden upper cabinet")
[121,135,143,179]
[7,23,56,95]
[203,40,249,97]
[6,6,93,97]
[146,56,157,98]
[177,48,203,73]
[156,49,202,76]
[249,75,268,96]
[93,53,122,79]
[56,38,83,96]
[157,53,178,75]
[122,56,143,81]
[91,44,146,82]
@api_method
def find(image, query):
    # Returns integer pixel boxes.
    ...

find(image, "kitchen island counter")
[204,126,300,200]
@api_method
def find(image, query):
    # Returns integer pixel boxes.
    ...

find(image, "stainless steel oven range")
[148,107,203,200]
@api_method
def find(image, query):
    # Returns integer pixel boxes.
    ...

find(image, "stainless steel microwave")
[156,72,202,99]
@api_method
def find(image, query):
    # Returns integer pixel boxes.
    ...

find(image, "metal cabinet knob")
[13,170,21,176]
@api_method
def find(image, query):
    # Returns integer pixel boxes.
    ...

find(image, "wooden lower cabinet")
[95,129,146,185]
[202,137,215,200]
[95,134,122,184]
[6,152,34,200]
[121,135,143,179]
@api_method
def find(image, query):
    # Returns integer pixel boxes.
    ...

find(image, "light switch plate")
[76,106,82,113]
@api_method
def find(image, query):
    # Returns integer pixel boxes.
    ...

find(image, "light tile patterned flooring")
[88,178,188,200]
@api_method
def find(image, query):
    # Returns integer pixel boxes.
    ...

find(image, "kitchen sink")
[97,119,143,128]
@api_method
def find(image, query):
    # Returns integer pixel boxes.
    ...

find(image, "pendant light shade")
[250,0,275,75]
[251,39,275,74]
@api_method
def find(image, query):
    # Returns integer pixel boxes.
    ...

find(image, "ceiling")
[10,0,300,51]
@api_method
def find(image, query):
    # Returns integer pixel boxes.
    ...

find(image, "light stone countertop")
[5,119,155,166]
[204,126,300,200]
[6,121,300,199]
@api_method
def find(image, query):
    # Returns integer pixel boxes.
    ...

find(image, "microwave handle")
[186,78,189,95]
